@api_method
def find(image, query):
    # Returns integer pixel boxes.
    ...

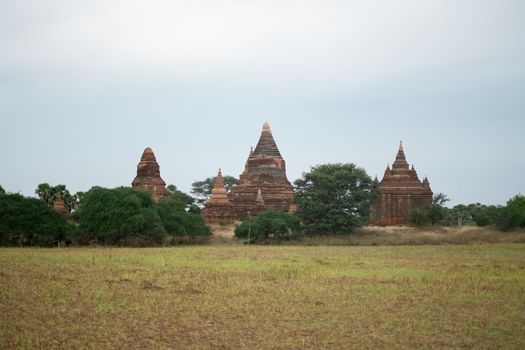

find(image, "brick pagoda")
[53,192,69,216]
[229,122,294,219]
[131,147,168,202]
[370,142,433,226]
[202,168,236,224]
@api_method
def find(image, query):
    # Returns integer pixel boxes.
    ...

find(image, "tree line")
[1,163,524,246]
[0,184,210,247]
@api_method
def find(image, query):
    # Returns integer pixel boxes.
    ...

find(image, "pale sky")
[1,0,524,206]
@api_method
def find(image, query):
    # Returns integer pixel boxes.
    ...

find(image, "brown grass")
[1,245,524,349]
[276,226,525,246]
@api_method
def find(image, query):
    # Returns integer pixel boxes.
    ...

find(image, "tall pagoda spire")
[140,147,157,163]
[252,121,282,158]
[392,140,409,170]
[131,147,168,202]
[229,122,294,219]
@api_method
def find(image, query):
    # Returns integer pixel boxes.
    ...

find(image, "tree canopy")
[74,187,166,246]
[0,193,70,246]
[234,209,300,242]
[73,186,211,246]
[408,193,450,227]
[495,194,525,231]
[156,195,211,237]
[166,184,195,208]
[0,185,5,195]
[293,163,376,234]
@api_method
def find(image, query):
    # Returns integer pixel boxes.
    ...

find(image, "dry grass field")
[1,244,525,349]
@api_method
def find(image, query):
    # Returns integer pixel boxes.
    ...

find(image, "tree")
[448,204,470,226]
[156,195,211,237]
[408,210,431,227]
[35,183,54,205]
[495,194,525,231]
[371,176,380,199]
[0,185,5,195]
[35,183,75,212]
[428,193,450,225]
[74,187,166,246]
[166,184,195,210]
[72,191,85,211]
[191,176,238,204]
[408,192,450,227]
[234,209,300,242]
[293,163,376,234]
[0,193,70,246]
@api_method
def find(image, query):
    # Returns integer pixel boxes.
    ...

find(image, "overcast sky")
[1,0,524,206]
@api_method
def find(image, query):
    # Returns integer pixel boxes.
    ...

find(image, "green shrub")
[235,209,300,242]
[495,195,525,231]
[74,187,166,246]
[156,196,211,237]
[408,209,431,227]
[0,193,70,246]
[474,212,491,227]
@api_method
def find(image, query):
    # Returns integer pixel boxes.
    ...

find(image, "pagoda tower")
[52,192,69,217]
[229,122,294,219]
[131,147,168,202]
[370,142,433,226]
[202,169,236,224]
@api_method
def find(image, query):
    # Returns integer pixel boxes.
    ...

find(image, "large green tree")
[293,163,376,234]
[166,184,195,208]
[191,175,238,204]
[0,193,69,246]
[74,187,166,246]
[0,185,5,195]
[156,196,211,237]
[428,193,450,225]
[495,194,525,231]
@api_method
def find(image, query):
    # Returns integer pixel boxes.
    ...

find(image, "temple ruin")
[369,142,433,226]
[229,122,294,219]
[202,169,236,224]
[131,147,168,202]
[52,192,69,216]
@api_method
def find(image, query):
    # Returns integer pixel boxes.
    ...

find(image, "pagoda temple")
[202,169,236,224]
[369,142,433,226]
[229,122,294,219]
[131,147,168,202]
[52,192,69,217]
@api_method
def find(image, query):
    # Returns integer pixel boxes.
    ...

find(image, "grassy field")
[1,245,524,349]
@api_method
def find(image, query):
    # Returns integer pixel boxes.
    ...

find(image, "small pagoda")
[52,192,69,217]
[370,142,433,226]
[229,122,294,219]
[131,147,168,202]
[202,169,236,224]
